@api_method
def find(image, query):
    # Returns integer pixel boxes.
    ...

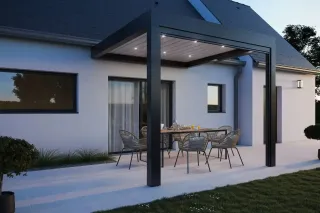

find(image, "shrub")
[304,125,320,140]
[32,148,113,169]
[0,136,39,194]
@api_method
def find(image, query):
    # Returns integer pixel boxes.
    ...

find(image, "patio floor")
[4,141,320,213]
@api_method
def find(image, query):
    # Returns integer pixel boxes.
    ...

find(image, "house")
[0,0,316,155]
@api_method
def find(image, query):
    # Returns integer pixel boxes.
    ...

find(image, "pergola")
[92,10,277,187]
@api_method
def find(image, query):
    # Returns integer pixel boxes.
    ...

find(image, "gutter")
[257,62,320,75]
[0,26,99,46]
[234,66,243,130]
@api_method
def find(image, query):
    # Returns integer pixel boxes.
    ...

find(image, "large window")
[0,69,77,113]
[207,84,223,113]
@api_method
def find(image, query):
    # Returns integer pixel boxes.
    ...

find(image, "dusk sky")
[235,0,320,35]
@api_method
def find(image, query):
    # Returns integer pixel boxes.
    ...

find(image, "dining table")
[139,128,229,167]
[159,128,228,167]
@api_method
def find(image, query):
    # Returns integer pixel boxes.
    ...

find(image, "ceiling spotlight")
[161,34,166,38]
[188,55,192,58]
[134,47,138,50]
[163,51,167,54]
[194,40,198,43]
[221,45,225,48]
[248,50,253,53]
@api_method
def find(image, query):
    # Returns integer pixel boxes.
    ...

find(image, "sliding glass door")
[108,81,140,152]
[108,78,172,153]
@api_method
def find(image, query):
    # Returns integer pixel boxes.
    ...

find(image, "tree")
[283,25,320,95]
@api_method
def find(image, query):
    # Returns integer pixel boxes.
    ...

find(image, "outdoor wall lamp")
[297,80,303,89]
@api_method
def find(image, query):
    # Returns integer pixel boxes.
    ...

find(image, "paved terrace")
[3,141,320,213]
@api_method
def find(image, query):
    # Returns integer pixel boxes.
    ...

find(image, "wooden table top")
[160,128,227,134]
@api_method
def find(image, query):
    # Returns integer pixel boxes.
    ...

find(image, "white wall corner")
[238,56,254,145]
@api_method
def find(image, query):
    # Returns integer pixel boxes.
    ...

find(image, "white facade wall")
[252,68,315,145]
[0,37,236,152]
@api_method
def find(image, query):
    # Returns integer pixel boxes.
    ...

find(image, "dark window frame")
[207,83,223,113]
[0,68,78,114]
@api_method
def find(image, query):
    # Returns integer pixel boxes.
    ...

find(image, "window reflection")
[0,69,77,112]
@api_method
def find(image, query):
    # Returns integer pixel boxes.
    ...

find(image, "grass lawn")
[97,168,320,213]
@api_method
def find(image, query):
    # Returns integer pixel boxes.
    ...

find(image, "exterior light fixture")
[163,51,167,54]
[297,80,303,89]
[134,47,138,50]
[161,34,166,38]
[194,40,198,43]
[221,45,225,48]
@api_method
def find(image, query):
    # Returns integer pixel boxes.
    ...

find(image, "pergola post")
[265,49,277,167]
[146,21,161,187]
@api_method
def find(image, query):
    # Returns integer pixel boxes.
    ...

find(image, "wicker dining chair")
[117,130,147,170]
[210,129,244,169]
[140,126,171,158]
[174,133,211,174]
[207,125,234,157]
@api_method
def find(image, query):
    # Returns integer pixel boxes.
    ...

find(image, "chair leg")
[204,152,211,172]
[174,150,181,167]
[116,148,124,166]
[136,152,139,162]
[187,151,189,174]
[231,148,235,156]
[227,149,232,169]
[208,147,213,158]
[167,149,171,158]
[235,147,244,166]
[218,148,220,158]
[182,151,184,157]
[129,152,134,170]
[220,149,223,162]
[197,151,199,166]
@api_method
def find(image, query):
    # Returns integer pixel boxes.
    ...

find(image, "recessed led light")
[221,45,225,48]
[134,47,138,50]
[248,50,253,53]
[194,40,198,43]
[163,51,167,54]
[189,55,192,58]
[161,35,166,38]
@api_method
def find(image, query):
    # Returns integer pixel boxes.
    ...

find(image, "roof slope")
[0,0,314,69]
[0,0,202,40]
[201,0,315,69]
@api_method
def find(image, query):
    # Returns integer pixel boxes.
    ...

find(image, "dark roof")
[0,0,314,69]
[0,0,202,40]
[201,0,315,69]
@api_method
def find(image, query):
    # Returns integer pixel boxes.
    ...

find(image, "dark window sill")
[208,111,226,114]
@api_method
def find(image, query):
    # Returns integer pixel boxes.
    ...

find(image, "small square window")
[207,84,223,113]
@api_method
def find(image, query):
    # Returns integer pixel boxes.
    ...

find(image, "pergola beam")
[188,49,250,67]
[101,53,188,68]
[91,12,150,58]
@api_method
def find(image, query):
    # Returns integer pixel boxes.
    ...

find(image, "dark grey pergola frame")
[92,10,277,187]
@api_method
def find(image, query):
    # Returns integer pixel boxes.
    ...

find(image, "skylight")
[188,0,221,24]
